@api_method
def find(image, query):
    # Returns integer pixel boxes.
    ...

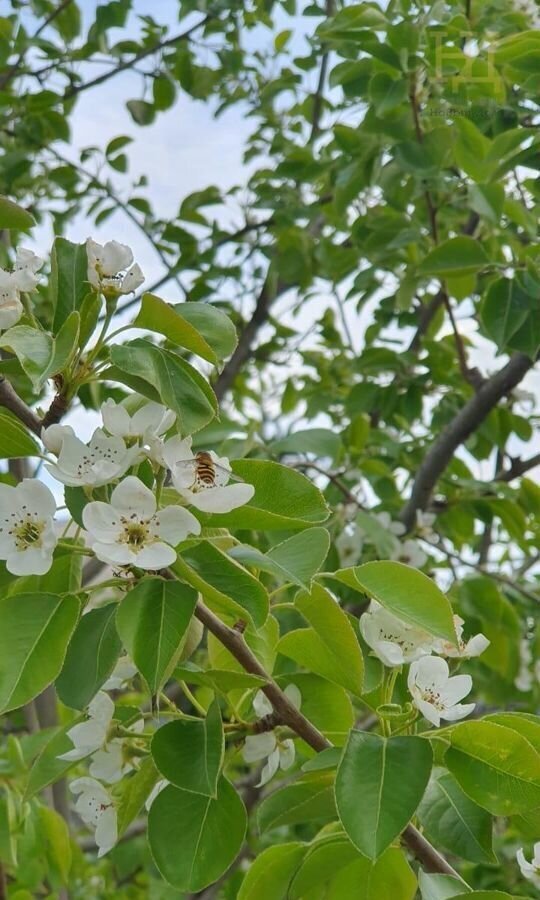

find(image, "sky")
[11,0,540,496]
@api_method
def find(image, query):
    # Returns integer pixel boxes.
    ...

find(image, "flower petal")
[243,733,276,762]
[6,546,54,576]
[83,501,123,541]
[441,674,473,706]
[257,748,280,786]
[442,702,475,723]
[110,476,156,518]
[95,806,118,857]
[279,739,295,770]
[179,483,255,513]
[134,541,177,570]
[155,505,201,544]
[91,542,137,566]
[253,690,273,718]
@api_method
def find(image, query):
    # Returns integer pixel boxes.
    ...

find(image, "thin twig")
[399,352,535,530]
[64,15,211,99]
[0,0,74,90]
[0,377,42,435]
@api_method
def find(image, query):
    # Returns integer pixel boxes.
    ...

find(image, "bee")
[174,451,245,490]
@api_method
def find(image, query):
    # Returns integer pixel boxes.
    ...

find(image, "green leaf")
[418,237,490,278]
[238,843,306,900]
[133,293,219,365]
[284,674,354,745]
[288,836,359,899]
[38,806,71,884]
[126,98,155,125]
[484,713,540,753]
[418,871,471,900]
[417,773,496,864]
[50,237,89,332]
[115,577,198,694]
[0,197,34,230]
[174,542,268,628]
[0,411,39,459]
[48,311,80,377]
[277,584,363,695]
[336,731,432,859]
[153,74,176,110]
[151,700,224,797]
[291,840,417,900]
[25,719,83,799]
[148,778,246,892]
[331,561,457,643]
[481,278,533,352]
[229,527,330,589]
[258,775,336,833]
[174,302,238,363]
[116,757,160,836]
[55,603,121,710]
[110,339,217,435]
[445,721,540,815]
[271,428,342,461]
[200,459,330,531]
[0,326,54,391]
[0,593,80,713]
[459,577,520,680]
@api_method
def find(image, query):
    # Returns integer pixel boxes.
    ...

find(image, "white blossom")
[335,524,363,567]
[408,656,475,727]
[0,479,56,575]
[517,843,540,890]
[42,423,75,455]
[87,239,144,295]
[415,510,436,537]
[0,248,43,330]
[360,601,433,667]
[89,718,143,784]
[70,777,118,858]
[145,779,168,811]
[58,692,115,762]
[376,512,406,537]
[433,615,490,659]
[512,0,540,27]
[83,475,200,569]
[515,639,534,692]
[101,398,175,443]
[45,427,141,487]
[242,685,301,786]
[391,538,428,568]
[156,435,255,514]
[102,656,137,691]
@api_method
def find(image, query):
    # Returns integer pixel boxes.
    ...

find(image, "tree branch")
[399,352,534,530]
[495,451,540,482]
[214,273,288,401]
[64,15,211,99]
[190,594,461,879]
[0,377,42,436]
[0,0,74,90]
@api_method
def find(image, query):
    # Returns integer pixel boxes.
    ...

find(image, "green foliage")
[0,0,539,895]
[0,593,80,713]
[336,731,433,859]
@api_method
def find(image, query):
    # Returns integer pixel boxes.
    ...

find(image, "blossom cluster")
[59,658,139,856]
[360,601,489,727]
[0,404,254,576]
[336,510,430,569]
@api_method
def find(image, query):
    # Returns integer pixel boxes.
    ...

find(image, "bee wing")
[172,460,198,472]
[213,462,245,483]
